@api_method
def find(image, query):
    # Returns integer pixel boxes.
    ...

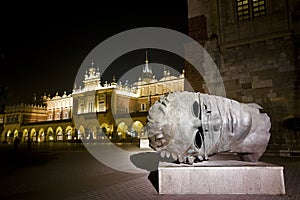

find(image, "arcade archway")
[30,128,37,142]
[65,126,73,141]
[47,127,54,141]
[77,125,85,140]
[22,129,29,142]
[56,127,63,141]
[38,128,45,142]
[117,122,129,138]
[6,130,13,143]
[131,121,144,138]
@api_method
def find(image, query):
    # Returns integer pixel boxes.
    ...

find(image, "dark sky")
[0,1,188,105]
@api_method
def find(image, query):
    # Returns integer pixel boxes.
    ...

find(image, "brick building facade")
[186,0,300,155]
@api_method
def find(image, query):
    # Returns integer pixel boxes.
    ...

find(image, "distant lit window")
[64,112,68,119]
[236,0,266,21]
[99,99,106,112]
[252,0,266,17]
[10,116,13,123]
[141,103,146,111]
[14,115,18,123]
[88,102,94,112]
[79,103,85,114]
[237,0,250,21]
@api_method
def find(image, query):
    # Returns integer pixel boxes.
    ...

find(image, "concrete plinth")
[139,138,150,149]
[158,160,285,195]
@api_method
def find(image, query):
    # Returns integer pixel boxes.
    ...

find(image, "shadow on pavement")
[130,152,174,192]
[148,170,159,192]
[129,152,174,172]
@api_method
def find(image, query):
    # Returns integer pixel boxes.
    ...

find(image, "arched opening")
[65,126,73,141]
[13,130,18,138]
[77,125,85,140]
[22,129,29,142]
[30,129,37,142]
[47,127,55,141]
[86,124,97,141]
[38,128,45,142]
[56,127,63,141]
[6,130,13,143]
[100,123,110,139]
[13,130,20,143]
[117,122,128,139]
[131,121,144,138]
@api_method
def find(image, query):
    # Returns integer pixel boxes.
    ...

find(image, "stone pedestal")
[158,160,285,195]
[139,138,150,149]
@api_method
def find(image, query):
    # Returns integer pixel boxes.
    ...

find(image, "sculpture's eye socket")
[194,128,203,149]
[192,101,199,118]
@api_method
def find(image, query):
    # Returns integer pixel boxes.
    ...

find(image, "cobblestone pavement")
[0,143,299,200]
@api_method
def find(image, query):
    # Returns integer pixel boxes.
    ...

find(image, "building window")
[8,115,15,123]
[64,112,68,119]
[236,0,266,21]
[99,99,106,112]
[79,103,85,114]
[125,107,129,114]
[98,94,106,112]
[88,102,94,112]
[141,103,146,111]
[237,0,250,21]
[14,115,19,123]
[252,0,266,17]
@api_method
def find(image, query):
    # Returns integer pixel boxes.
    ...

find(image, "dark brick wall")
[187,0,300,154]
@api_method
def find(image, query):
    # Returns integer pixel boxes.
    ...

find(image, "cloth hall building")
[0,55,185,143]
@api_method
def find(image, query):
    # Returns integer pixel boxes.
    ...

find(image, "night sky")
[0,1,188,105]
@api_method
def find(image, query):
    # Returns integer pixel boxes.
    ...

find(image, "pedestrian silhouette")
[13,136,20,152]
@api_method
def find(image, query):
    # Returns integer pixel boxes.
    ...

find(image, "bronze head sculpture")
[146,91,271,164]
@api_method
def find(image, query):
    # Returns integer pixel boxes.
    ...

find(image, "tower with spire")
[141,51,154,82]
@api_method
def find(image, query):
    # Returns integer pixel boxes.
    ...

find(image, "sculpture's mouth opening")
[148,131,168,151]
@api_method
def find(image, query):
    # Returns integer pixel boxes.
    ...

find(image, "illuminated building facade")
[0,54,184,143]
[0,94,74,143]
[72,54,184,140]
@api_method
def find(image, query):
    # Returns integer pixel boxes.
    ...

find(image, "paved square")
[0,143,299,200]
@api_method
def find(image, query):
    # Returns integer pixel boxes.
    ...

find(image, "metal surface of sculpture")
[147,91,271,164]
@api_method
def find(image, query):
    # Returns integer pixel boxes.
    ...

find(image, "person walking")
[13,136,20,152]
